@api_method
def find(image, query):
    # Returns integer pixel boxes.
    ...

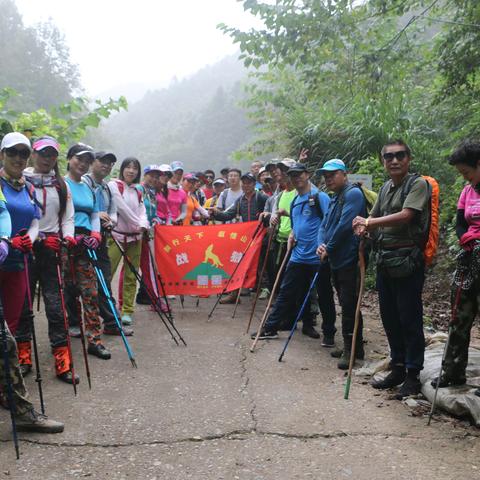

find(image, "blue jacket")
[290,185,330,265]
[318,183,366,270]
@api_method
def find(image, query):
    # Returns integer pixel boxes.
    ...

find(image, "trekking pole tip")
[131,358,138,369]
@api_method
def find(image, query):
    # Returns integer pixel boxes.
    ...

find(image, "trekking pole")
[344,240,366,400]
[427,273,464,425]
[23,255,45,414]
[0,314,20,459]
[208,221,264,319]
[68,254,92,389]
[55,252,77,396]
[244,227,275,329]
[278,270,319,362]
[109,233,186,346]
[231,288,243,319]
[87,248,137,368]
[146,239,174,323]
[250,243,292,352]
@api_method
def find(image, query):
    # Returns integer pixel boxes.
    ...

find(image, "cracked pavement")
[1,296,480,479]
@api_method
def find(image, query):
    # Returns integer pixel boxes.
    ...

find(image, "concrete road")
[1,296,479,479]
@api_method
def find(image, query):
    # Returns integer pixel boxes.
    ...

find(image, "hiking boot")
[121,314,133,326]
[258,288,270,300]
[87,343,111,360]
[250,329,279,340]
[15,409,64,433]
[68,326,81,338]
[431,374,466,389]
[302,325,320,339]
[330,347,343,358]
[103,325,134,336]
[321,335,335,348]
[395,371,421,399]
[135,294,151,305]
[337,350,351,370]
[17,341,32,376]
[219,292,238,304]
[371,366,406,390]
[57,371,80,385]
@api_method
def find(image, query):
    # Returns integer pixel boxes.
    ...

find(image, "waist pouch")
[376,247,423,279]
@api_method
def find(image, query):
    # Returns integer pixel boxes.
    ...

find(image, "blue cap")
[317,159,346,174]
[170,161,184,172]
[144,164,162,174]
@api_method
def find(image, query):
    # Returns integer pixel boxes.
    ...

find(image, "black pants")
[331,263,362,340]
[16,243,68,348]
[316,262,337,337]
[67,238,119,329]
[376,265,425,371]
[265,262,318,332]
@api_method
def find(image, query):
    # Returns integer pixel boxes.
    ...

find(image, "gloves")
[44,236,61,252]
[11,234,33,253]
[64,236,77,249]
[83,235,100,250]
[0,240,9,265]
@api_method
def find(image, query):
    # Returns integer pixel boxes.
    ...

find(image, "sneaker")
[15,409,64,433]
[394,374,421,400]
[240,288,251,297]
[19,364,32,377]
[121,314,133,326]
[431,374,466,388]
[258,288,270,300]
[301,325,320,339]
[68,326,81,338]
[321,335,335,348]
[57,371,80,385]
[330,347,343,358]
[167,295,176,300]
[250,329,279,340]
[103,325,134,336]
[87,343,111,360]
[337,350,351,370]
[371,367,406,390]
[219,292,238,304]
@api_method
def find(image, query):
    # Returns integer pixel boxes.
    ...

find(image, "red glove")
[11,234,32,253]
[64,236,77,249]
[44,236,60,252]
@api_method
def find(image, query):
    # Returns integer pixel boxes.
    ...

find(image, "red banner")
[154,222,266,295]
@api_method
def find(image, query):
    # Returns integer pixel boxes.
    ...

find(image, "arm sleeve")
[175,203,187,222]
[27,218,39,243]
[61,184,75,238]
[456,209,468,239]
[325,189,365,254]
[0,206,12,238]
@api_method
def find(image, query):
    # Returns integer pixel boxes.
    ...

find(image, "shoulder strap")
[400,173,421,205]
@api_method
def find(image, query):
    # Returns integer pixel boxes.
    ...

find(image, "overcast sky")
[15,0,260,97]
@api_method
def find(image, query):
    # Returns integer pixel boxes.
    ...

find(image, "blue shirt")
[318,183,366,270]
[65,177,98,231]
[290,186,330,265]
[0,178,41,271]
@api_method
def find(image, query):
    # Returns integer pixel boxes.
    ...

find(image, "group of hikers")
[1,130,480,448]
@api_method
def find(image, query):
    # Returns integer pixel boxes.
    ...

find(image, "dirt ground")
[1,291,479,479]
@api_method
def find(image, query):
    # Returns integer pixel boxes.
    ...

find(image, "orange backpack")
[401,174,440,266]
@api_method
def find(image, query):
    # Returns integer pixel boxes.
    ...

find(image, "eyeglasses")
[382,151,408,162]
[4,147,30,160]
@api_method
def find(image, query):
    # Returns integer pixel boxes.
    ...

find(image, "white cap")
[1,132,32,151]
[158,164,172,173]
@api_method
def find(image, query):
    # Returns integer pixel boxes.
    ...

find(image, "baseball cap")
[95,151,117,163]
[317,159,346,174]
[287,163,309,175]
[183,173,198,182]
[32,136,59,153]
[158,164,173,173]
[144,164,162,174]
[258,167,266,175]
[241,172,256,182]
[170,161,184,172]
[1,132,32,151]
[213,178,226,186]
[266,158,297,172]
[67,143,95,160]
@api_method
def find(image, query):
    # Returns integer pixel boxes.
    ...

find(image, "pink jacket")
[108,180,149,243]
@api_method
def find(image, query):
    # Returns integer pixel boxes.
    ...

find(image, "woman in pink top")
[108,157,149,325]
[156,164,187,224]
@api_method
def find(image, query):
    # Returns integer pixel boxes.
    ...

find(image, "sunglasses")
[205,175,214,180]
[4,147,30,160]
[382,150,408,162]
[37,149,58,159]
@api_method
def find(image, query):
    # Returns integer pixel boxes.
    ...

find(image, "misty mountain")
[99,55,255,174]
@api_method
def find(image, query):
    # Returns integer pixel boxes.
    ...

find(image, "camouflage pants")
[63,250,102,345]
[0,313,32,415]
[443,277,480,379]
